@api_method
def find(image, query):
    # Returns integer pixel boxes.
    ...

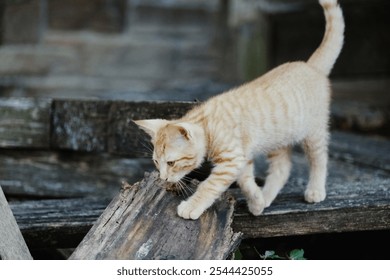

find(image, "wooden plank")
[0,97,387,157]
[11,197,110,249]
[51,100,390,158]
[11,150,390,248]
[51,100,111,152]
[12,176,389,248]
[0,97,51,148]
[51,100,195,155]
[232,179,390,238]
[0,187,33,260]
[329,131,390,172]
[69,172,242,260]
[0,150,152,198]
[108,101,195,156]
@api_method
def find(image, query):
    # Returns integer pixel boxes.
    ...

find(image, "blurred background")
[0,0,389,136]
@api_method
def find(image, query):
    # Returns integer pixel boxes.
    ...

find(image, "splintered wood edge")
[121,180,134,191]
[70,171,243,260]
[218,192,243,259]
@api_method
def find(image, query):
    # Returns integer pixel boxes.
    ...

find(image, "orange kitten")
[135,0,344,220]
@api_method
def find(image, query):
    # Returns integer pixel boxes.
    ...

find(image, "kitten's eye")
[167,161,175,167]
[153,159,159,166]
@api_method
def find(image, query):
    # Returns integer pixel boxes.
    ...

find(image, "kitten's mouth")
[162,180,198,198]
[163,181,178,193]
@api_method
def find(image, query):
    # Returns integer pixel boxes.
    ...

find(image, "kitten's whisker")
[181,177,192,183]
[180,181,191,198]
[181,179,196,196]
[139,141,154,155]
[177,181,188,198]
[177,180,194,198]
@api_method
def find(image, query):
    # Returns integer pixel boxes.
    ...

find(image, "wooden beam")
[12,197,110,248]
[0,187,32,260]
[231,179,390,238]
[51,100,111,152]
[69,172,242,260]
[1,97,388,162]
[0,150,152,199]
[108,101,195,156]
[12,175,390,248]
[0,97,50,148]
[51,99,194,155]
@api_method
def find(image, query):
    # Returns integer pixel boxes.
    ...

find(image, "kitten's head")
[134,119,206,183]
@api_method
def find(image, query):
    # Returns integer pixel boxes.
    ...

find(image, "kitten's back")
[205,62,330,151]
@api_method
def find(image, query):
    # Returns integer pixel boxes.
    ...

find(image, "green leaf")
[234,249,243,260]
[288,249,306,260]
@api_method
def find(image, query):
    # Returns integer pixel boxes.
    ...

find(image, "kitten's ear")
[173,123,192,141]
[133,119,168,139]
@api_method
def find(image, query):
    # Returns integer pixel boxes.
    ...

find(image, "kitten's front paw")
[262,188,274,208]
[304,189,326,203]
[177,200,205,220]
[247,188,265,216]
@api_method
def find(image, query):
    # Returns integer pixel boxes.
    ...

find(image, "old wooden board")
[0,150,152,198]
[329,131,390,172]
[0,187,32,260]
[0,97,51,148]
[69,171,242,260]
[11,146,390,248]
[51,100,111,152]
[232,178,390,238]
[51,99,195,155]
[108,101,195,156]
[11,197,111,248]
[1,97,389,158]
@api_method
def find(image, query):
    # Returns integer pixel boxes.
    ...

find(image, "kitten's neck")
[181,119,208,165]
[192,122,207,161]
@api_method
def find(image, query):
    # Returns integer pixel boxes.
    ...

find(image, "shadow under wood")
[70,171,242,260]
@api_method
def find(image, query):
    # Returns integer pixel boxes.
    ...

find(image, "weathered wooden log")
[69,171,242,260]
[0,187,32,260]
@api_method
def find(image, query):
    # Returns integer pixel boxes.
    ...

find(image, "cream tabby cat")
[135,0,344,220]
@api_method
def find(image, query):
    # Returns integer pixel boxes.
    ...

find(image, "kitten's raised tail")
[307,0,345,76]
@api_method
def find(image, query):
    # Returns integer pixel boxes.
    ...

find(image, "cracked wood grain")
[69,171,241,260]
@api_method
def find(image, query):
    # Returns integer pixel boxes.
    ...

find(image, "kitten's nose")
[159,173,168,181]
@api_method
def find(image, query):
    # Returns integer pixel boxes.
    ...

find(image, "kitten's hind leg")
[303,132,328,203]
[237,160,265,216]
[262,147,292,207]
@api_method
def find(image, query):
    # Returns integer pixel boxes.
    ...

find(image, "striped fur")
[134,0,344,220]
